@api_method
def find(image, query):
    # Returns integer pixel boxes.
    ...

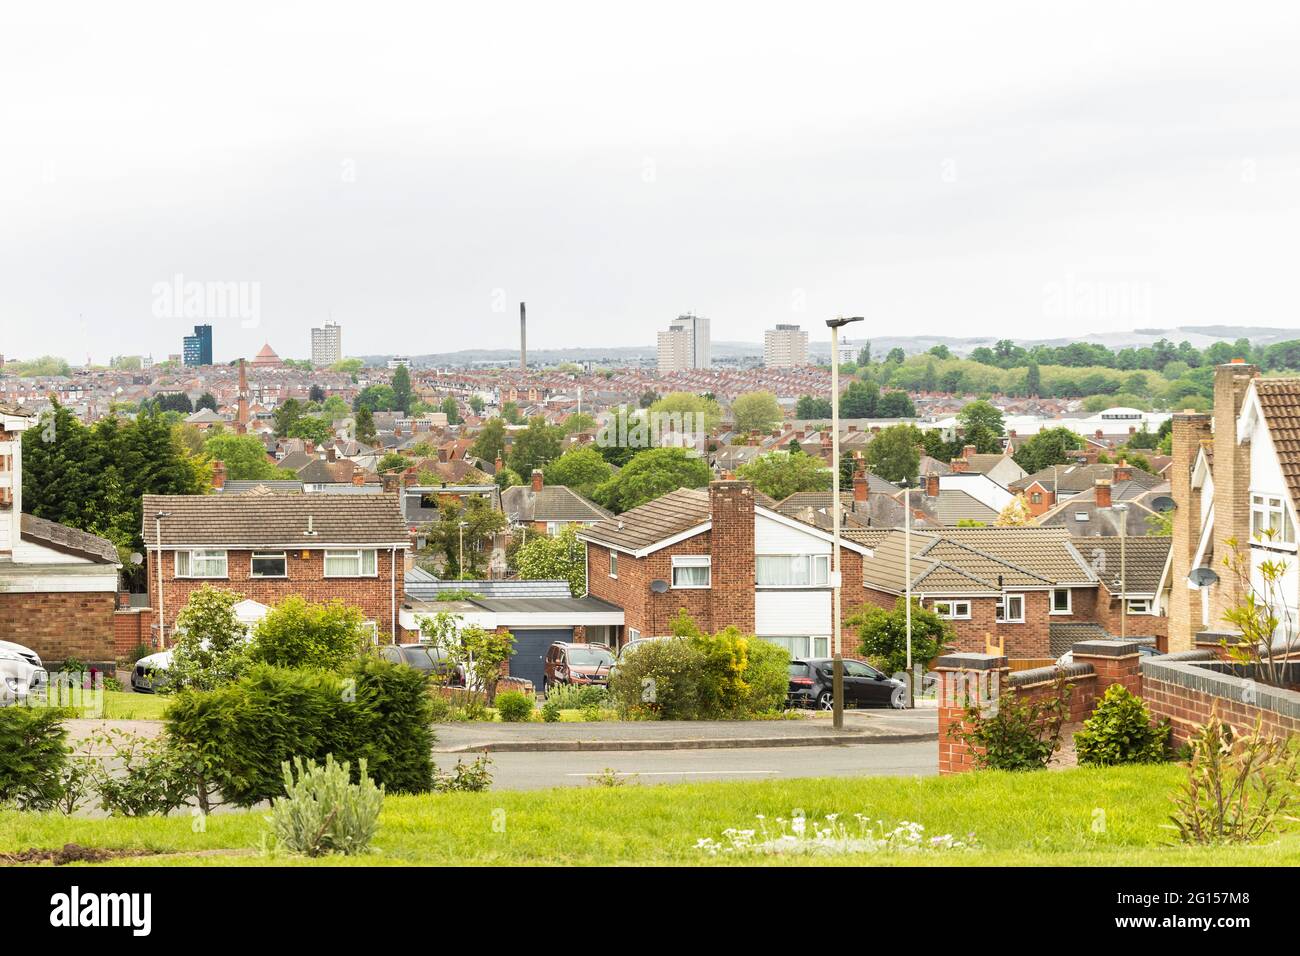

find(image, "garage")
[507,628,572,690]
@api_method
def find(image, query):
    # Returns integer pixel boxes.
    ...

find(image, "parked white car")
[0,640,48,705]
[130,648,175,693]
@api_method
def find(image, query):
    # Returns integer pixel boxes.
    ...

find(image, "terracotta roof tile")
[141,492,410,548]
[1256,378,1300,511]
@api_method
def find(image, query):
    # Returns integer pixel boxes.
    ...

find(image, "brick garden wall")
[0,591,116,667]
[1141,653,1300,746]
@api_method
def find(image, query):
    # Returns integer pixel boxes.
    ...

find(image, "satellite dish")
[1188,566,1219,588]
[1151,495,1176,513]
[129,552,144,565]
[649,579,669,594]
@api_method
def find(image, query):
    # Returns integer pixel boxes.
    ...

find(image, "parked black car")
[787,658,908,710]
[377,644,464,685]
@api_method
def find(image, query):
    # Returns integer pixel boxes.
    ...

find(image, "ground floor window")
[1125,598,1152,615]
[996,593,1025,623]
[759,635,830,659]
[931,599,971,620]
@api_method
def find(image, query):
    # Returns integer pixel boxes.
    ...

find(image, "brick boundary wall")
[0,591,116,669]
[1140,653,1300,746]
[935,640,1145,774]
[112,607,155,659]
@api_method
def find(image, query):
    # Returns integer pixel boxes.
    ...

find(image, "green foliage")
[649,392,722,431]
[269,755,384,857]
[169,585,250,691]
[471,417,507,464]
[0,707,69,810]
[839,380,879,418]
[354,404,378,444]
[594,447,711,512]
[876,390,916,417]
[22,401,208,568]
[1012,426,1085,473]
[543,447,613,498]
[846,597,953,674]
[353,384,398,413]
[949,677,1071,771]
[563,411,598,433]
[332,358,363,375]
[287,415,332,445]
[391,365,412,414]
[11,354,71,377]
[865,423,922,483]
[433,753,493,792]
[736,450,830,500]
[165,658,436,807]
[507,417,563,477]
[495,690,534,722]
[85,727,197,816]
[731,391,783,433]
[423,496,506,578]
[249,596,370,671]
[541,698,562,722]
[957,400,1005,453]
[272,398,303,438]
[795,395,832,419]
[377,451,410,473]
[543,683,609,710]
[440,395,460,424]
[1169,706,1300,845]
[203,432,289,481]
[514,524,588,596]
[608,637,700,720]
[1074,684,1170,766]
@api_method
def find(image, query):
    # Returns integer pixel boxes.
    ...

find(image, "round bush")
[495,690,534,722]
[1074,684,1171,766]
[608,638,700,720]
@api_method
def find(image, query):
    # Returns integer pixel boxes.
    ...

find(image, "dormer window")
[1251,494,1296,545]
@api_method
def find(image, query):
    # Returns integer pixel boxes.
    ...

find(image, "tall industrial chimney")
[519,301,527,370]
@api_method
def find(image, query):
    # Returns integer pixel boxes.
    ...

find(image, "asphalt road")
[439,741,938,790]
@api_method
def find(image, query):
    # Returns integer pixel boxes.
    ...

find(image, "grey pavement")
[453,741,938,790]
[433,710,937,753]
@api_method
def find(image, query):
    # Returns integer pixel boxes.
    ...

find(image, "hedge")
[165,658,434,807]
[0,706,69,810]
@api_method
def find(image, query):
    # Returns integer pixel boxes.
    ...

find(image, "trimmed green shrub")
[248,596,369,672]
[167,658,435,807]
[269,755,383,857]
[1074,684,1171,766]
[0,707,69,810]
[495,690,533,722]
[738,635,790,715]
[608,638,700,720]
[544,683,608,710]
[541,698,561,722]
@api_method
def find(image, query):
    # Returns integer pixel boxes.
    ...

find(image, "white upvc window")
[250,551,287,578]
[175,549,228,578]
[755,554,831,587]
[1126,598,1152,615]
[1250,493,1296,546]
[609,551,619,578]
[760,635,830,659]
[1050,588,1072,615]
[996,593,1025,623]
[324,548,378,578]
[361,620,380,644]
[1074,512,1090,522]
[932,599,972,620]
[671,555,711,588]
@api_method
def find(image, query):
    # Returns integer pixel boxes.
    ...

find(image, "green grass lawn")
[75,690,172,721]
[2,764,1296,866]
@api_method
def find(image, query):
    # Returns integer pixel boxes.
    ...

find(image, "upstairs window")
[609,551,619,578]
[932,600,971,620]
[755,554,831,587]
[671,555,711,588]
[250,552,287,578]
[175,549,228,578]
[1251,494,1296,545]
[1050,588,1071,614]
[324,549,378,577]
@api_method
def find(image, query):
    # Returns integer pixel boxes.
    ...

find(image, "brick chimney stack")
[852,469,868,504]
[1113,460,1131,482]
[531,468,544,492]
[211,460,226,491]
[708,480,756,634]
[926,473,940,498]
[1168,411,1214,651]
[949,458,968,473]
[495,455,504,474]
[1094,478,1112,509]
[1212,360,1260,626]
[963,444,976,460]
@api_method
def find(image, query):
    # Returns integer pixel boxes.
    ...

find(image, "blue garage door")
[509,628,572,690]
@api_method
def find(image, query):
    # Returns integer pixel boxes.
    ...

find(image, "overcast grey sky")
[2,1,1299,364]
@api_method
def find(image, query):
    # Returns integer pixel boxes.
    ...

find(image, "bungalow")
[500,469,610,534]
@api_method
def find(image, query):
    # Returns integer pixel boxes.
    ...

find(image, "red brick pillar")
[934,653,1009,775]
[1072,639,1143,698]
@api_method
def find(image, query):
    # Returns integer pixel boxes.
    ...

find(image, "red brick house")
[142,489,410,643]
[580,479,1165,661]
[1,403,122,668]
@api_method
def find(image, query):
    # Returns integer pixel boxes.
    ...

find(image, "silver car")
[0,640,48,705]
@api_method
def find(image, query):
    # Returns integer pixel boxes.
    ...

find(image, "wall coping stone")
[1072,639,1142,658]
[1009,662,1093,688]
[934,653,1007,671]
[1141,656,1300,720]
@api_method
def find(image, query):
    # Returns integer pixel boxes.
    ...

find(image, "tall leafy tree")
[731,391,783,434]
[354,404,378,444]
[865,424,922,484]
[203,432,287,481]
[512,524,587,597]
[471,417,507,464]
[507,417,563,477]
[391,364,412,415]
[1012,427,1084,473]
[196,392,218,412]
[839,380,878,418]
[593,447,711,513]
[440,396,461,425]
[543,447,613,498]
[795,395,832,419]
[423,497,505,578]
[957,399,1005,453]
[273,398,303,438]
[876,390,916,417]
[736,451,830,501]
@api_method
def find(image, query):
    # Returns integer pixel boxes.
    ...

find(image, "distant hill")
[364,325,1298,368]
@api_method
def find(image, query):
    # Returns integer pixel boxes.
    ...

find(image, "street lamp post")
[902,479,914,706]
[826,315,864,731]
[1112,503,1129,640]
